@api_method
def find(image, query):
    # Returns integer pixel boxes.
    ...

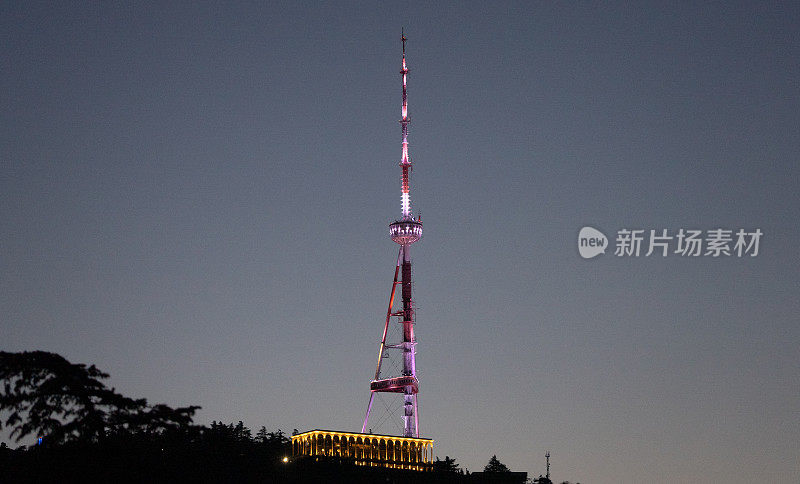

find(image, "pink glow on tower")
[399,32,412,220]
[363,31,424,439]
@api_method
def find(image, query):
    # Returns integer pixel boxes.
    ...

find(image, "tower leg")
[401,244,416,438]
[374,248,403,380]
[364,248,403,434]
[404,392,414,437]
[362,392,375,433]
[413,393,419,438]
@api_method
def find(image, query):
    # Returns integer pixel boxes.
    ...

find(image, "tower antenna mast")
[362,31,424,438]
[546,451,551,480]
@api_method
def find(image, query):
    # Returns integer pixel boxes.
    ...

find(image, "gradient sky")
[2,2,798,482]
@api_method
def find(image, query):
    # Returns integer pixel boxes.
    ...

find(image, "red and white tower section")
[362,33,424,439]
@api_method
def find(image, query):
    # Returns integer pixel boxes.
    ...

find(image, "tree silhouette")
[233,420,253,442]
[0,351,199,444]
[256,427,289,451]
[256,425,270,443]
[484,454,510,472]
[434,455,461,473]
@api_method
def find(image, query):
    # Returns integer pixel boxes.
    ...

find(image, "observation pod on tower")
[390,219,422,245]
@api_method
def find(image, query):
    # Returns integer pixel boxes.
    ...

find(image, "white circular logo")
[578,227,608,259]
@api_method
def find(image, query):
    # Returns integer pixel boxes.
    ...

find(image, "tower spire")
[399,30,414,221]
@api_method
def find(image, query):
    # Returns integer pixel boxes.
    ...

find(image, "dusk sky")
[2,2,798,482]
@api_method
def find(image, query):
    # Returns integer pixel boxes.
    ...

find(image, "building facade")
[291,429,433,471]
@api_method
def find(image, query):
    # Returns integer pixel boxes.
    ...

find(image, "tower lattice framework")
[362,32,423,439]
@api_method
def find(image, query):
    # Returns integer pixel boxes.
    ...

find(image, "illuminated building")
[291,430,433,471]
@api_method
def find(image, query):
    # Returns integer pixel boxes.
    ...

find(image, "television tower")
[362,31,424,439]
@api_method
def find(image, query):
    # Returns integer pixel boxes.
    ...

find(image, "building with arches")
[291,429,433,472]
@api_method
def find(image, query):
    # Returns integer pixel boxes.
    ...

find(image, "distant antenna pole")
[546,451,551,480]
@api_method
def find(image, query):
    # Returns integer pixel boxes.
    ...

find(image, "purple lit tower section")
[362,32,424,439]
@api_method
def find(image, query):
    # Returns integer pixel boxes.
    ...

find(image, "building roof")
[292,429,433,443]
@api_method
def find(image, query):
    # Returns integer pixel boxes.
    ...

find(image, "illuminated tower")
[362,32,423,438]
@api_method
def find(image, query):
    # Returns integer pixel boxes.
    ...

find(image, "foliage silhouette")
[0,351,199,444]
[434,455,462,473]
[1,351,585,482]
[484,454,510,472]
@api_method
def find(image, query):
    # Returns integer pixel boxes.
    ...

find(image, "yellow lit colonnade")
[291,430,434,471]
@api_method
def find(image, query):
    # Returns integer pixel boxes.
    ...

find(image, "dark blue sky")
[2,2,798,482]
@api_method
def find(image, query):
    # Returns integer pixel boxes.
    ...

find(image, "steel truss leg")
[361,392,375,434]
[362,248,403,434]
